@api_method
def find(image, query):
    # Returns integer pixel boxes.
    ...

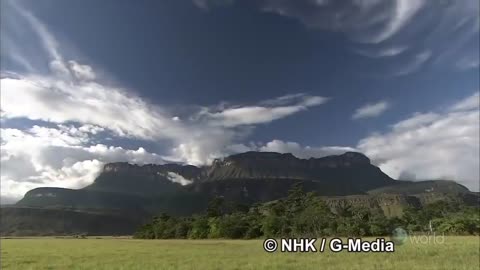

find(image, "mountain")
[84,162,202,195]
[15,152,396,208]
[192,151,395,203]
[2,151,477,236]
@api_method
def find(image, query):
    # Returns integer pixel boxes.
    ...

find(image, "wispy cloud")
[199,94,328,127]
[450,92,480,111]
[353,46,409,58]
[456,57,480,70]
[194,0,479,73]
[394,50,432,76]
[194,0,428,44]
[352,101,390,119]
[0,3,330,202]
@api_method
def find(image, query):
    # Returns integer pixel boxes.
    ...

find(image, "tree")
[206,196,225,218]
[218,213,248,239]
[134,189,480,239]
[188,215,209,239]
[292,193,334,237]
[175,218,191,238]
[244,205,263,239]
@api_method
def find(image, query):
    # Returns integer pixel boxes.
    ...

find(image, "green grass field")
[1,236,479,270]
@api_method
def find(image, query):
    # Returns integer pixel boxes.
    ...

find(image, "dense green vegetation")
[135,184,480,239]
[2,237,479,270]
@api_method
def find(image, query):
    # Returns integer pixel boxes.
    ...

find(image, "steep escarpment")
[205,151,382,182]
[16,152,396,209]
[4,151,477,236]
[84,163,202,195]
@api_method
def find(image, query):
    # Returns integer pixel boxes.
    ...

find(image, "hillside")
[2,151,477,236]
[0,206,142,236]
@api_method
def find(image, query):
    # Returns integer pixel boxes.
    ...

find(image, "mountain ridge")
[3,151,477,236]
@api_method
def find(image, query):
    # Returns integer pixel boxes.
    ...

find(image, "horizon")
[1,0,479,204]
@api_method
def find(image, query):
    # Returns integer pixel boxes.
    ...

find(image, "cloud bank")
[358,92,479,190]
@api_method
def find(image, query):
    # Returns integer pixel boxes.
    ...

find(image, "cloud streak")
[353,101,390,119]
[194,0,479,74]
[199,95,328,127]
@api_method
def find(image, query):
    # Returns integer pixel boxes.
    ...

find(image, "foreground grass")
[1,236,479,270]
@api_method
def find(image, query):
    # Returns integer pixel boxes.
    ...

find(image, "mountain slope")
[15,152,396,209]
[4,151,477,236]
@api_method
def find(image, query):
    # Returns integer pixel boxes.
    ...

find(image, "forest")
[134,184,480,239]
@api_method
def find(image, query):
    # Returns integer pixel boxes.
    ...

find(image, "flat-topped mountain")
[78,151,394,194]
[3,151,476,236]
[205,151,374,180]
[84,162,201,195]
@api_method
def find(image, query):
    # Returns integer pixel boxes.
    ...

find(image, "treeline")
[134,184,480,239]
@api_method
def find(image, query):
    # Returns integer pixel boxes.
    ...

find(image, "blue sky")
[1,0,479,202]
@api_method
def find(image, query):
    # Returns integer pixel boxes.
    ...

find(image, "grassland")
[1,236,479,270]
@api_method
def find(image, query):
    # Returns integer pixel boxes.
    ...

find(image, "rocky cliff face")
[10,151,477,236]
[82,151,393,196]
[205,151,373,180]
[98,151,377,183]
[84,163,202,195]
[76,151,395,202]
[102,162,202,179]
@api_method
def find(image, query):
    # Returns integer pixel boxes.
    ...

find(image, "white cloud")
[358,92,480,191]
[370,0,425,43]
[198,0,427,44]
[456,57,480,70]
[2,1,478,204]
[14,1,62,63]
[0,4,330,202]
[353,46,409,58]
[258,140,357,159]
[250,0,424,43]
[391,112,439,130]
[394,50,432,76]
[353,100,390,119]
[194,0,479,73]
[0,125,167,203]
[1,71,326,168]
[0,76,186,141]
[68,60,96,81]
[0,4,328,166]
[450,92,479,111]
[164,95,328,164]
[211,91,480,192]
[166,172,193,186]
[199,94,328,127]
[78,124,105,135]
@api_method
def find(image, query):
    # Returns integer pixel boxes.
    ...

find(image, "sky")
[1,0,479,203]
